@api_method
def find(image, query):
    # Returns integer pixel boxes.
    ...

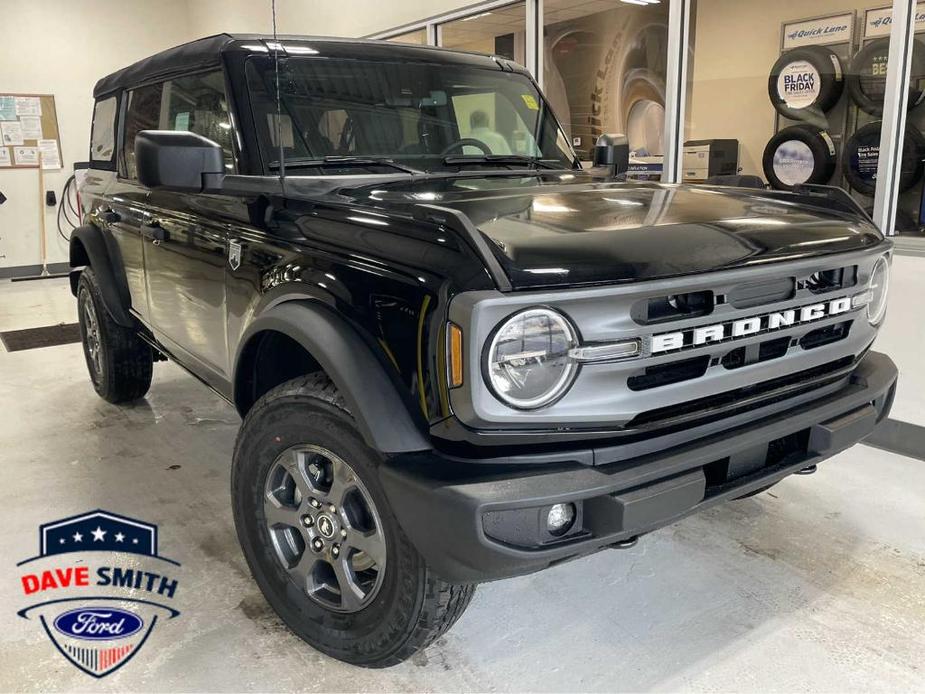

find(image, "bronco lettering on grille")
[650,297,852,353]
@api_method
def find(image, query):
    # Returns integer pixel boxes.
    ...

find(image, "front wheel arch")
[233,301,431,454]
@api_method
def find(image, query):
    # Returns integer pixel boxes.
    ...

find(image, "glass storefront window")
[439,2,526,64]
[386,29,427,45]
[684,1,924,235]
[882,8,925,234]
[374,0,923,234]
[543,0,669,163]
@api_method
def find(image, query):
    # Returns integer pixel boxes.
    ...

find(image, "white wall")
[186,0,474,38]
[0,0,194,272]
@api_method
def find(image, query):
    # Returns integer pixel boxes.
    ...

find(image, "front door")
[142,191,231,379]
[121,69,237,386]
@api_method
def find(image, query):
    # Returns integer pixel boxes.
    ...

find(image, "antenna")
[272,0,286,193]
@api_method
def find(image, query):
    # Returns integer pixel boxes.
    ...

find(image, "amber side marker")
[448,323,464,387]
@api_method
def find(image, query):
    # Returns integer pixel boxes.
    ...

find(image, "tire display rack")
[764,14,854,193]
[764,9,925,234]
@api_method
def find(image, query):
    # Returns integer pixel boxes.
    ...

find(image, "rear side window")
[121,70,235,179]
[89,96,118,168]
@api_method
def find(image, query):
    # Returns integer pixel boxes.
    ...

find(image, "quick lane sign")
[865,3,925,38]
[782,13,855,49]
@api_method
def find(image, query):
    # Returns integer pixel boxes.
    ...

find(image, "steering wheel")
[440,138,493,156]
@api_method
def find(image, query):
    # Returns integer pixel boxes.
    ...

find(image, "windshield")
[245,55,576,174]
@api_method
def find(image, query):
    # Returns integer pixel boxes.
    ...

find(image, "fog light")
[546,503,576,536]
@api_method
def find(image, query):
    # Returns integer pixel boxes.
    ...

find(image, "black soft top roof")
[93,33,512,98]
[94,34,233,98]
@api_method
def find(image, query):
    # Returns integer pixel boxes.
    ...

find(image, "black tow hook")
[795,464,818,476]
[610,536,638,549]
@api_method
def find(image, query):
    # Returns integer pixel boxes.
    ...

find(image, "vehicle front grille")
[627,355,710,391]
[452,246,883,434]
[625,355,856,430]
[800,320,852,350]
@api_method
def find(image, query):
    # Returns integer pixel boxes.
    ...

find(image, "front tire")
[77,267,153,403]
[231,373,475,667]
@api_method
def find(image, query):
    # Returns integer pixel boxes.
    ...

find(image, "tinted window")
[245,56,575,173]
[163,71,234,170]
[122,83,163,179]
[90,96,118,166]
[122,70,234,179]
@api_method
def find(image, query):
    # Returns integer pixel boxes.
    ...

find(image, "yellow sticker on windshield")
[521,94,539,111]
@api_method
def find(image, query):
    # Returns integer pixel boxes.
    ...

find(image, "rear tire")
[77,267,153,403]
[231,373,475,667]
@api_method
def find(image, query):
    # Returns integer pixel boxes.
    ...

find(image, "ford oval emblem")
[53,607,144,641]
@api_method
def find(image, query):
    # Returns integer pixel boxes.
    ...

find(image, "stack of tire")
[763,38,925,194]
[763,46,843,190]
[840,38,925,197]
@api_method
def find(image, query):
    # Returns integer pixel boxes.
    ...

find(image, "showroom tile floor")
[0,260,923,692]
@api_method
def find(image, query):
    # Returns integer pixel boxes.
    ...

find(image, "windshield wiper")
[441,154,564,170]
[269,156,423,174]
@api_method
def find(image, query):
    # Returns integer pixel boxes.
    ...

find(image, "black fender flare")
[69,224,133,327]
[233,300,432,454]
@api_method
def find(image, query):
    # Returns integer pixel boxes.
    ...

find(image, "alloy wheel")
[82,296,103,378]
[263,444,386,612]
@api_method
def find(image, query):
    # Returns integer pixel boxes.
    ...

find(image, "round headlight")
[485,308,578,409]
[868,255,890,325]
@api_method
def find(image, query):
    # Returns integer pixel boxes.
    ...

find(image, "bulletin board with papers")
[0,94,62,170]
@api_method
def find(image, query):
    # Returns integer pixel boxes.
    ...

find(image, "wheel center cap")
[316,513,336,539]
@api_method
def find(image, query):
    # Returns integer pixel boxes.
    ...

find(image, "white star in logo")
[59,538,65,544]
[91,526,107,542]
[115,532,125,542]
[132,538,139,544]
[72,532,83,542]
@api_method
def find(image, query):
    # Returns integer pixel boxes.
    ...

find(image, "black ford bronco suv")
[72,34,897,667]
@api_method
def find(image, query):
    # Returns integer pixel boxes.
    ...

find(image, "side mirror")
[135,130,225,193]
[591,133,630,178]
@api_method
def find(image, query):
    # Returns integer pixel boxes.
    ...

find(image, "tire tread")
[233,372,476,668]
[78,268,153,403]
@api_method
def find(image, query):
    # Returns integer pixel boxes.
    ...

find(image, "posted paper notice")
[37,139,61,169]
[15,96,41,117]
[1,120,24,145]
[0,96,15,121]
[0,147,10,166]
[20,115,42,140]
[13,146,38,166]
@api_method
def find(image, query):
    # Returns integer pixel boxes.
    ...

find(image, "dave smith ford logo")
[15,510,181,678]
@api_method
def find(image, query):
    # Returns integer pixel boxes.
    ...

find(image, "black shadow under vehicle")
[70,34,898,667]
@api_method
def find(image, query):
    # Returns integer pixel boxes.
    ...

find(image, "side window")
[89,96,118,168]
[163,71,235,171]
[122,83,163,179]
[122,71,234,180]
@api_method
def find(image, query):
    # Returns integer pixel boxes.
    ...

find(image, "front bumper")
[380,351,897,584]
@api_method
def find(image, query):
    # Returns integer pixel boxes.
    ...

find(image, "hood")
[348,176,884,289]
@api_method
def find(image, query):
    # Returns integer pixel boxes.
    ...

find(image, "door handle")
[141,222,168,244]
